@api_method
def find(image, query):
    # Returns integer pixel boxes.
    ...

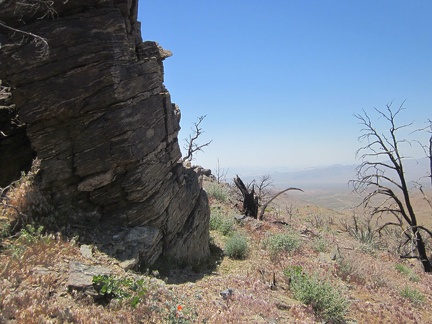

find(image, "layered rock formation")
[0,0,210,267]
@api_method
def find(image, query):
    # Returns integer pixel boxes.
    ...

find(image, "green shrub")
[284,266,348,322]
[206,183,228,202]
[209,212,234,236]
[400,286,425,306]
[262,231,301,259]
[312,236,328,253]
[224,234,248,259]
[219,218,234,236]
[209,213,223,231]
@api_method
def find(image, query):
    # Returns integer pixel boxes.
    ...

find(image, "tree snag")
[350,102,432,272]
[234,175,258,217]
[182,115,212,162]
[234,175,303,220]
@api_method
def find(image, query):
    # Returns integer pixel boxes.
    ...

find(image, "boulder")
[0,0,210,267]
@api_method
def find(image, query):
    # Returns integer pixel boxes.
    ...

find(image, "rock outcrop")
[0,0,210,267]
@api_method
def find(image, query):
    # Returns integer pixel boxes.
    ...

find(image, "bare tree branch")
[258,187,303,220]
[182,115,212,162]
[351,102,432,272]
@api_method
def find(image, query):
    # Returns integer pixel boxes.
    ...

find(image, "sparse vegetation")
[340,211,378,246]
[312,236,329,253]
[262,230,301,260]
[206,182,228,202]
[395,263,420,282]
[224,234,248,259]
[400,286,425,306]
[2,168,432,322]
[209,211,234,235]
[284,265,349,322]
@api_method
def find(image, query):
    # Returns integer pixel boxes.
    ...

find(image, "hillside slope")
[1,178,432,323]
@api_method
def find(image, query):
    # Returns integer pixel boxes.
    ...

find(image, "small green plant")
[312,236,328,253]
[206,183,227,202]
[18,224,45,244]
[400,286,425,306]
[209,212,223,231]
[284,266,348,322]
[395,263,420,282]
[219,218,234,236]
[395,263,410,275]
[166,303,196,323]
[92,275,147,307]
[224,234,248,259]
[0,220,11,239]
[262,231,301,260]
[209,212,234,236]
[7,224,50,257]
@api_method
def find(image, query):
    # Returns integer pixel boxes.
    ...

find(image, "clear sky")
[138,1,432,171]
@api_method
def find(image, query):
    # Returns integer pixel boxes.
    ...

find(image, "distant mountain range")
[232,158,430,190]
[225,158,429,211]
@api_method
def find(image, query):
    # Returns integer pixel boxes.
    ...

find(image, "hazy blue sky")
[138,1,432,171]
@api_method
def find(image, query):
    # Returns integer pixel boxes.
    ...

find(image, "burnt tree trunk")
[234,175,258,218]
[415,230,432,272]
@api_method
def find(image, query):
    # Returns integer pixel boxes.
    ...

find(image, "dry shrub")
[335,250,391,289]
[1,159,52,232]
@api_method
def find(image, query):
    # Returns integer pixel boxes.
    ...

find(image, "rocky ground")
[1,178,432,323]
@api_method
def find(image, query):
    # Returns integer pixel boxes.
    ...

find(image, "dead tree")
[234,175,302,220]
[234,175,259,217]
[350,102,432,272]
[182,115,212,162]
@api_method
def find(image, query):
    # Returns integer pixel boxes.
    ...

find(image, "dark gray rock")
[0,0,210,266]
[111,226,163,270]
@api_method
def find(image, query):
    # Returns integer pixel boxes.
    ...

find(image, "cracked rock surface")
[0,0,210,267]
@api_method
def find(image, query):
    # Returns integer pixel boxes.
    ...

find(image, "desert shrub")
[335,255,365,285]
[224,234,248,259]
[4,224,51,258]
[400,286,425,306]
[209,212,234,236]
[341,213,378,248]
[312,236,329,253]
[206,183,228,202]
[308,213,327,229]
[209,212,223,231]
[219,218,234,236]
[0,159,53,231]
[262,231,301,259]
[284,266,348,322]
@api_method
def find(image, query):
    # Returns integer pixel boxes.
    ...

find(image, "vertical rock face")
[0,0,210,266]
